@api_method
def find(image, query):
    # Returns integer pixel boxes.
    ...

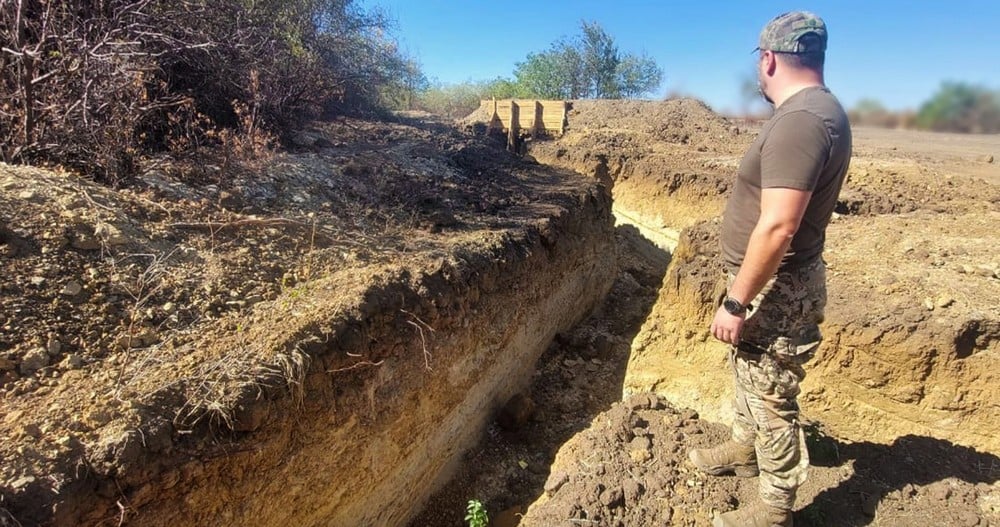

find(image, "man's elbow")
[758,217,800,240]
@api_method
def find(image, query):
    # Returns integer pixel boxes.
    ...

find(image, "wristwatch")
[722,296,751,316]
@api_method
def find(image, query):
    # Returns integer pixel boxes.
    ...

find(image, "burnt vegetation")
[1,0,414,185]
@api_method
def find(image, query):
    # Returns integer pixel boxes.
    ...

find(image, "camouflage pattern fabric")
[757,11,828,54]
[726,258,826,509]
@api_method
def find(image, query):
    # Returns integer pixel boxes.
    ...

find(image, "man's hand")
[711,305,746,345]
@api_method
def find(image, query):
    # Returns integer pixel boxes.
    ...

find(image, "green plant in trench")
[465,499,489,527]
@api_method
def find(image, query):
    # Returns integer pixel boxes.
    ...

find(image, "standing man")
[688,12,852,527]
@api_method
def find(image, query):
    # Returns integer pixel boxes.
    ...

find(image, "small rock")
[18,190,37,200]
[95,222,128,246]
[599,486,624,508]
[60,281,83,296]
[0,357,15,371]
[71,233,101,251]
[629,449,652,463]
[923,297,935,311]
[29,276,46,286]
[20,347,50,375]
[975,266,994,277]
[162,302,176,314]
[629,436,652,451]
[977,154,994,164]
[61,354,84,370]
[627,393,656,411]
[544,471,569,495]
[46,336,62,356]
[935,296,954,309]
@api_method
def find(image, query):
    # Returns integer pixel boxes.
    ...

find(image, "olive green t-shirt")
[721,86,852,270]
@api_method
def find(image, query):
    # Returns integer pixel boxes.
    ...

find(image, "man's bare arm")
[711,187,812,345]
[728,187,812,304]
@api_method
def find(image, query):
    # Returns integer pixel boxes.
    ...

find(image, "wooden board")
[482,99,567,135]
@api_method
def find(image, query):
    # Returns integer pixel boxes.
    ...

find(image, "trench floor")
[409,224,670,527]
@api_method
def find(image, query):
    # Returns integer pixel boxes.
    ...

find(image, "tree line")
[850,83,1000,133]
[408,21,663,118]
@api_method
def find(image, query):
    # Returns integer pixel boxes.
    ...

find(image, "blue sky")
[362,1,1000,115]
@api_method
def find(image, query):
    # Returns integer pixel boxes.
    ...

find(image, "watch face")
[723,297,744,315]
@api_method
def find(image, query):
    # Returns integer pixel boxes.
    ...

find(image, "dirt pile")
[518,393,1000,527]
[564,98,742,152]
[520,394,736,526]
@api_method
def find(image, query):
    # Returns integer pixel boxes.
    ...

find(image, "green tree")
[512,21,661,99]
[415,82,484,118]
[381,57,430,110]
[581,21,620,98]
[514,39,584,99]
[617,52,662,98]
[481,77,530,99]
[915,82,1000,133]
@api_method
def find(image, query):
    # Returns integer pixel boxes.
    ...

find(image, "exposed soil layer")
[1,117,617,526]
[410,224,670,527]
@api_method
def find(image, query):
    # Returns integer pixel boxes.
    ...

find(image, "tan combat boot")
[688,441,759,477]
[713,502,793,527]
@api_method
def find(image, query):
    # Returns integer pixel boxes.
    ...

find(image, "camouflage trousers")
[727,258,826,509]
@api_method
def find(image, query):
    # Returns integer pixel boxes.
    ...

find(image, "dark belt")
[736,340,770,356]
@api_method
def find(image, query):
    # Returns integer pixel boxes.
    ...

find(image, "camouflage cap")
[757,11,827,54]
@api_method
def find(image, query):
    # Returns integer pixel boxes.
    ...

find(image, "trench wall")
[531,143,1000,455]
[10,183,616,526]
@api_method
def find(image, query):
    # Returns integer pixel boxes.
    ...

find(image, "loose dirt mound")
[564,98,742,152]
[519,394,1000,527]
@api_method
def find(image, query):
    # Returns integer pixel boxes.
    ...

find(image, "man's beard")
[758,83,774,106]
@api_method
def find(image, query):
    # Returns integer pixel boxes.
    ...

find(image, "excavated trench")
[4,107,998,527]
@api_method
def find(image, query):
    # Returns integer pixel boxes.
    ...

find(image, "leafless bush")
[1,0,184,183]
[1,0,413,183]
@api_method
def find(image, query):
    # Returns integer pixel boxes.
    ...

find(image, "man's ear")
[763,51,778,76]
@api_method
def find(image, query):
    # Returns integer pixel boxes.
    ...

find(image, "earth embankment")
[0,118,616,526]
